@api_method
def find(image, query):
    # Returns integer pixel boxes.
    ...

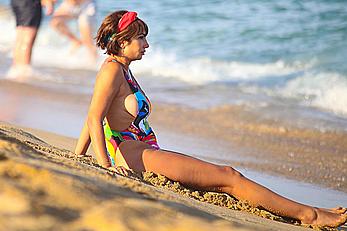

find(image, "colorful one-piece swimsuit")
[103,61,159,166]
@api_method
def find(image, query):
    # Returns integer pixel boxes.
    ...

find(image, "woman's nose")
[144,38,149,48]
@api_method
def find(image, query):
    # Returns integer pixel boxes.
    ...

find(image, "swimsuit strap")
[108,58,151,103]
[124,69,139,93]
[108,58,139,93]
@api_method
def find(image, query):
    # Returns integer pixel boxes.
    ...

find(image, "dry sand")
[0,122,344,231]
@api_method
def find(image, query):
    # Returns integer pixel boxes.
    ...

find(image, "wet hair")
[95,10,149,56]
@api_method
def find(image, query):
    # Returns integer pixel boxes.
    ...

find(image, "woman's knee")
[50,17,64,29]
[213,166,244,194]
[50,18,59,28]
[219,166,244,181]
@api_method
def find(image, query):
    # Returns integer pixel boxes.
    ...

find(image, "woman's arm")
[74,118,91,156]
[86,62,122,167]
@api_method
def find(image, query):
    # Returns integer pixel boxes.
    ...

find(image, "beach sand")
[0,79,346,230]
[0,122,339,231]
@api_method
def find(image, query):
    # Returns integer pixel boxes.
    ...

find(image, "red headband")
[118,11,138,32]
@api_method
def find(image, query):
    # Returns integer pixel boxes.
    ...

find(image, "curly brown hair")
[95,10,149,56]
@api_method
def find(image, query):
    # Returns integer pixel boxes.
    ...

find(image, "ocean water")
[1,0,347,129]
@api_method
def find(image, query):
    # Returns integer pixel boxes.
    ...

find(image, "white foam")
[0,15,310,84]
[278,72,347,117]
[0,9,15,54]
[132,48,312,84]
[135,49,347,117]
[6,65,35,81]
[5,64,67,85]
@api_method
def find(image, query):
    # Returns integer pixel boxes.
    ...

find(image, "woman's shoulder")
[98,58,125,81]
[93,59,126,95]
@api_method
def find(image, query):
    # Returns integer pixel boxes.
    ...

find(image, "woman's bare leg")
[51,15,82,48]
[78,17,97,60]
[118,142,347,227]
[50,1,81,50]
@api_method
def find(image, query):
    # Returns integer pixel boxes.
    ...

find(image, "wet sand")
[1,122,343,231]
[151,104,347,192]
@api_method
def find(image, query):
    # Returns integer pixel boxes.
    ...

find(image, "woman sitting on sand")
[75,10,347,228]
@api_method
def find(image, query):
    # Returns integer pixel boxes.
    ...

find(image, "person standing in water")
[50,0,97,60]
[75,10,347,228]
[8,0,56,79]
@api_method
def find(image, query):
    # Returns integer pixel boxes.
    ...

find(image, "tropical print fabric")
[103,64,159,166]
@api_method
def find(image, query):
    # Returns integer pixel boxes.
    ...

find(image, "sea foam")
[278,72,347,116]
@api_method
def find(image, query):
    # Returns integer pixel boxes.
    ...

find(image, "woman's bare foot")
[322,207,346,214]
[302,207,347,228]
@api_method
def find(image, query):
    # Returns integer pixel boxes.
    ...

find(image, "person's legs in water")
[78,1,96,60]
[50,0,96,59]
[50,2,82,53]
[9,0,42,79]
[13,26,38,66]
[78,10,97,60]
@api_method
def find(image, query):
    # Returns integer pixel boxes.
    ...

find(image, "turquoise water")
[106,0,347,73]
[1,0,347,119]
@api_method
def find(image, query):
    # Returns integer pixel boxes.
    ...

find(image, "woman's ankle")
[300,207,318,224]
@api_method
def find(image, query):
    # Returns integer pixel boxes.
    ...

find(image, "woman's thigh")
[52,1,77,18]
[117,140,152,172]
[118,141,234,189]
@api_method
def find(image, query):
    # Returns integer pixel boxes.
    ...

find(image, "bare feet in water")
[6,65,34,81]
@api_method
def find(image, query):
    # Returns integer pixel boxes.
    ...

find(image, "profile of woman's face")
[122,34,149,60]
